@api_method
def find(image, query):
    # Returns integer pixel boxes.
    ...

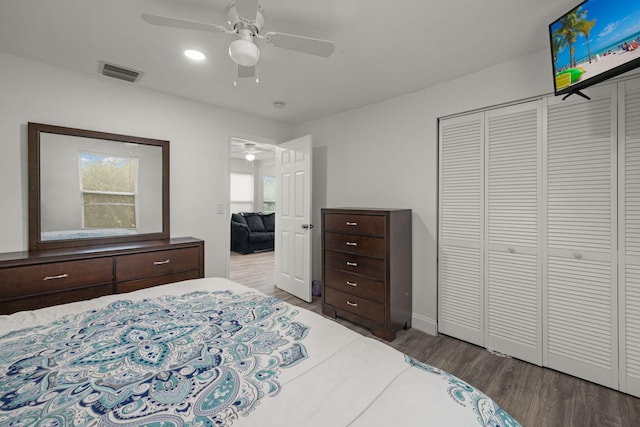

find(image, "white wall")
[294,49,556,335]
[0,52,292,276]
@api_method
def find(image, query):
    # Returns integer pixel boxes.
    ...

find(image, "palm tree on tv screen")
[551,34,567,66]
[575,18,596,64]
[553,6,590,68]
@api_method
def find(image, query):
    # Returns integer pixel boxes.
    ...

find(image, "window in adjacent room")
[79,152,138,229]
[262,175,275,213]
[230,172,254,213]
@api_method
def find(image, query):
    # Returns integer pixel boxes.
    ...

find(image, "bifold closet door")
[485,102,542,365]
[438,113,484,346]
[620,79,640,398]
[544,84,618,388]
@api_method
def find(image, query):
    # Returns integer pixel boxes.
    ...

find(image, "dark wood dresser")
[321,208,412,341]
[0,237,204,314]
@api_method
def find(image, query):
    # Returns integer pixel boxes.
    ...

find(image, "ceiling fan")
[243,142,260,161]
[141,0,335,80]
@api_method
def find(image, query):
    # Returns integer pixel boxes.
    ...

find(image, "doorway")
[227,134,314,302]
[228,136,277,289]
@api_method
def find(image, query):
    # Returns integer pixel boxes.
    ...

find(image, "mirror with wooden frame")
[28,122,170,250]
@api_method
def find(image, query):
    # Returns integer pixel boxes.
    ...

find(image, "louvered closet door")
[485,102,542,365]
[620,79,640,398]
[544,84,618,388]
[439,113,484,345]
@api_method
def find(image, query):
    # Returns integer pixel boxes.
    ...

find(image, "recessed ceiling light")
[184,49,206,61]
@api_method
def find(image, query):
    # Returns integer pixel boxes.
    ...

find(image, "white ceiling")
[0,0,580,124]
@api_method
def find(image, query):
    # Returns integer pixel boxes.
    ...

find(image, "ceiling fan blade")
[262,32,334,57]
[234,0,259,21]
[237,65,256,79]
[141,13,231,34]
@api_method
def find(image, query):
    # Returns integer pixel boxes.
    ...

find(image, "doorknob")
[301,224,314,229]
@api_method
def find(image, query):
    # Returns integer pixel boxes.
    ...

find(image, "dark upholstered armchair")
[231,212,275,254]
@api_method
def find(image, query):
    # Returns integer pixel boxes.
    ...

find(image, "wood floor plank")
[229,250,640,427]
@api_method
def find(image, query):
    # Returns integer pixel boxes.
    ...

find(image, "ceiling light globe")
[245,153,256,161]
[229,39,260,67]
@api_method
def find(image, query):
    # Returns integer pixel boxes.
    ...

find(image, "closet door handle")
[346,261,358,267]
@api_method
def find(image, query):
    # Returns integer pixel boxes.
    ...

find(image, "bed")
[0,277,520,426]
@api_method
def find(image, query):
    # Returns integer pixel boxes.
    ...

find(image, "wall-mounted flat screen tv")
[549,0,640,97]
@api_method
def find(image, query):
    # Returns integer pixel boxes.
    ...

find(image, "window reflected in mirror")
[29,122,169,250]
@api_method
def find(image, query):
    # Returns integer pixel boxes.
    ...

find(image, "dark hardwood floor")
[229,251,640,427]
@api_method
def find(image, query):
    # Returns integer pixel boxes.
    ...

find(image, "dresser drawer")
[324,288,385,324]
[324,232,385,258]
[324,250,385,280]
[0,285,113,314]
[324,268,385,303]
[116,270,201,294]
[116,247,200,281]
[324,213,385,236]
[0,257,113,299]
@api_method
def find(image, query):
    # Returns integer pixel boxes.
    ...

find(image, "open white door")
[275,135,312,302]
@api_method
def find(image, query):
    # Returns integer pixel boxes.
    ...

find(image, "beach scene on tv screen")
[551,0,640,91]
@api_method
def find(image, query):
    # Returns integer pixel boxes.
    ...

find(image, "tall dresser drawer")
[116,247,200,281]
[323,214,385,236]
[324,250,385,280]
[324,232,385,258]
[324,268,385,303]
[0,257,113,299]
[324,288,385,324]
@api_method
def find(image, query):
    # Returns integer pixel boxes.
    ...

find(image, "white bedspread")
[0,277,520,427]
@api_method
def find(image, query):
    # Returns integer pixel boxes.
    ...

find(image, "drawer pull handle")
[346,241,358,246]
[346,261,358,267]
[346,300,358,307]
[154,259,171,265]
[346,281,358,287]
[345,222,358,226]
[43,273,69,281]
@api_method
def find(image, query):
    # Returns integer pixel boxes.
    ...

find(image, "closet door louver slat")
[438,113,484,345]
[545,85,618,389]
[485,102,542,365]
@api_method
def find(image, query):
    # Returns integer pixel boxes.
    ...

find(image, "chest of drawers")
[321,208,412,341]
[0,237,204,314]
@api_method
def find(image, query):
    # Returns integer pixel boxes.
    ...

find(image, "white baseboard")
[411,313,437,336]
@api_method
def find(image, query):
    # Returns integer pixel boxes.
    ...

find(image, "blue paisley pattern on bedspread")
[0,290,309,426]
[405,356,521,427]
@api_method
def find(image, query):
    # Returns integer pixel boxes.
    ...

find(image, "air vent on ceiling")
[98,61,143,83]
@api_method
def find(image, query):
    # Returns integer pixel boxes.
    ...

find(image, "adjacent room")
[1,0,640,426]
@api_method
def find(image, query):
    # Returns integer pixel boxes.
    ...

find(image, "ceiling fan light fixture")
[229,39,259,67]
[245,152,256,161]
